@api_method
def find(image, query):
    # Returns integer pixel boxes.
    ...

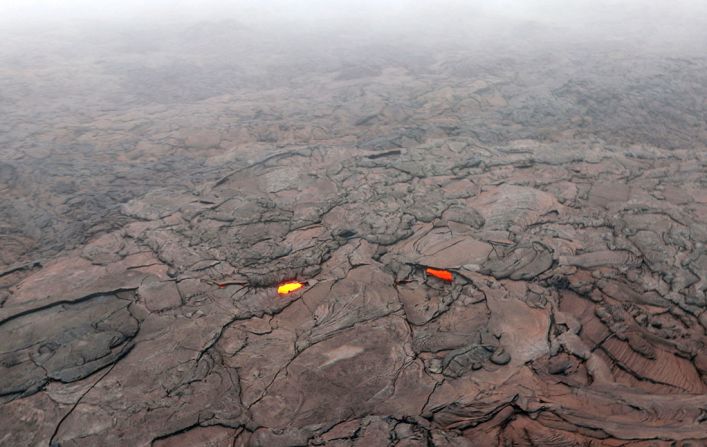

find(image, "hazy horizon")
[2,0,706,50]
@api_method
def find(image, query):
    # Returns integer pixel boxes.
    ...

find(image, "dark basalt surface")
[1,18,707,447]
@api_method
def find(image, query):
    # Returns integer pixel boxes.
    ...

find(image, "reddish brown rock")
[137,277,183,312]
[2,17,707,447]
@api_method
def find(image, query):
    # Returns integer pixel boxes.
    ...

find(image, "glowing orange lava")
[426,267,453,282]
[277,281,304,295]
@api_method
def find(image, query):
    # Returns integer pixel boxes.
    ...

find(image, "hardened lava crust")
[1,21,707,447]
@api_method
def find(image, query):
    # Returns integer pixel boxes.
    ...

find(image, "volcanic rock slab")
[3,138,705,446]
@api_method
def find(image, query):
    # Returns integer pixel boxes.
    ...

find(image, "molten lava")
[277,281,304,295]
[425,267,453,282]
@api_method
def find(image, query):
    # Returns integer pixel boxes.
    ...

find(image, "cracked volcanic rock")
[2,15,707,447]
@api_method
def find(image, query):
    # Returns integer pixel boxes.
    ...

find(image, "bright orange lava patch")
[426,267,453,282]
[277,281,304,295]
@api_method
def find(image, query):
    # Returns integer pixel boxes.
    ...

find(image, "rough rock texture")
[2,17,707,447]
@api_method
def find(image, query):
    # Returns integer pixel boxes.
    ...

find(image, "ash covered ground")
[1,2,707,446]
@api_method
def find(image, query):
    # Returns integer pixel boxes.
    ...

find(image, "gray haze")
[2,0,706,51]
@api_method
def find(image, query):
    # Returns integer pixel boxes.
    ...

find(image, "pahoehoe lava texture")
[1,21,707,447]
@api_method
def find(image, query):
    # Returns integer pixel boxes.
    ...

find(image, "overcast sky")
[1,0,705,25]
[1,0,705,56]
